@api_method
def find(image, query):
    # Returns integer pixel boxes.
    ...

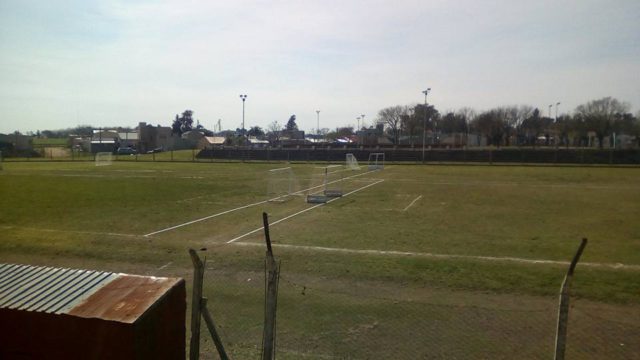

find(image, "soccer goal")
[95,152,113,166]
[368,152,385,170]
[306,165,343,203]
[267,167,299,202]
[346,153,360,170]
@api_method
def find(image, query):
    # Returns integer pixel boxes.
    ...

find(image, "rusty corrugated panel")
[67,274,181,323]
[0,263,118,314]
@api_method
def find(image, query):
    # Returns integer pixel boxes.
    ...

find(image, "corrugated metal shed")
[0,263,186,359]
[0,263,118,314]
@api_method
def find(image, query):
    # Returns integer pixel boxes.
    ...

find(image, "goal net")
[346,153,360,170]
[306,165,343,203]
[368,152,385,170]
[267,167,299,202]
[95,152,113,166]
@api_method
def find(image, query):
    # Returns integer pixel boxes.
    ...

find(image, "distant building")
[117,132,139,148]
[199,136,227,149]
[138,122,174,153]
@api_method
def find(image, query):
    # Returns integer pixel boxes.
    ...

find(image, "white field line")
[231,242,640,271]
[390,179,636,190]
[269,167,292,172]
[1,225,142,238]
[225,179,385,244]
[144,169,380,237]
[158,261,172,270]
[402,195,423,212]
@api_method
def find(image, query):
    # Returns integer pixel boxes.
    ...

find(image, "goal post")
[346,153,360,170]
[306,165,343,203]
[368,152,385,170]
[267,167,299,202]
[95,152,113,166]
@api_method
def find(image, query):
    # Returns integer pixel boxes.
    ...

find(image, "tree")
[171,110,194,135]
[377,106,404,144]
[575,97,630,148]
[285,115,298,131]
[247,126,265,137]
[267,120,282,142]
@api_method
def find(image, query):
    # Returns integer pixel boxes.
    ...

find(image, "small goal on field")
[306,165,343,203]
[95,152,113,166]
[368,152,385,170]
[346,153,360,170]
[267,167,300,202]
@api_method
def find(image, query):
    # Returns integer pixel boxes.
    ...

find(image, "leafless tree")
[377,105,405,144]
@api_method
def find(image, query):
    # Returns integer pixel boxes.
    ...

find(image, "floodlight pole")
[555,102,561,147]
[361,114,365,128]
[422,88,431,162]
[240,94,248,136]
[548,104,552,119]
[316,110,320,136]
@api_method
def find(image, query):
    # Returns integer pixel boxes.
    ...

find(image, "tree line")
[376,97,639,148]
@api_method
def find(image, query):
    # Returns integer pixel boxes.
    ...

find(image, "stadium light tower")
[239,94,248,135]
[555,102,561,121]
[316,110,320,136]
[422,88,431,162]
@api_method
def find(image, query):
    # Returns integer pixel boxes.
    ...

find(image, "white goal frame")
[267,167,298,202]
[368,152,385,170]
[95,152,113,166]
[346,153,360,170]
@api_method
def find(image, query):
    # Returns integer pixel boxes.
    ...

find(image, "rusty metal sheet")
[67,274,183,323]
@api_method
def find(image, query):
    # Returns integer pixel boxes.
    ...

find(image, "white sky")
[1,0,639,134]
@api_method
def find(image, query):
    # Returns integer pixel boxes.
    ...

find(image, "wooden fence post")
[554,238,588,360]
[261,212,280,360]
[189,249,204,360]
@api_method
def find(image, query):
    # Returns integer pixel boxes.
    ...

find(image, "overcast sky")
[1,0,639,134]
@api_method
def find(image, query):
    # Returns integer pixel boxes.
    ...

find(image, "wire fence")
[195,251,639,360]
[3,147,640,166]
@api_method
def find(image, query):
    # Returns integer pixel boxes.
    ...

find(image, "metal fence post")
[261,212,280,360]
[554,238,588,360]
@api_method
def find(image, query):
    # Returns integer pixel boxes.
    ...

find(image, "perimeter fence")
[3,147,640,165]
[193,248,639,360]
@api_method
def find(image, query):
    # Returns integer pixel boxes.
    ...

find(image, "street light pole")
[548,104,552,119]
[239,94,247,135]
[361,114,365,129]
[316,110,320,136]
[422,88,431,162]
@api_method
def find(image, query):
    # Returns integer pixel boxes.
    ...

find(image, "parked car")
[116,147,137,155]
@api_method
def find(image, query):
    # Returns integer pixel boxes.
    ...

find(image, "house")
[198,136,227,149]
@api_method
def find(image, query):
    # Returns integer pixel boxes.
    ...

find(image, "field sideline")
[1,160,639,358]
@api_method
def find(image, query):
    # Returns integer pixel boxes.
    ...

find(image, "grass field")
[1,160,639,358]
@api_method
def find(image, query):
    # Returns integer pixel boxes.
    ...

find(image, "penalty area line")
[402,195,422,212]
[225,179,385,244]
[144,168,381,237]
[230,242,640,271]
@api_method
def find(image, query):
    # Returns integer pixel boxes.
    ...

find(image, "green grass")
[1,161,639,359]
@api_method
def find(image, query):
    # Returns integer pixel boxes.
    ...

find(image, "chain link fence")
[194,249,639,360]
